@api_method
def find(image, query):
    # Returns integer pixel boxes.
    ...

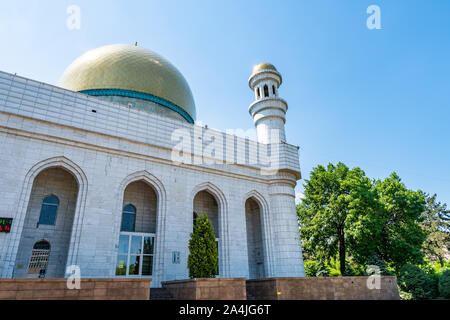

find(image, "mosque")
[0,44,304,287]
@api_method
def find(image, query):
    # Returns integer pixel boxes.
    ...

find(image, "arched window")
[264,85,269,97]
[256,88,261,99]
[121,204,136,232]
[272,85,276,95]
[28,240,51,274]
[38,195,59,226]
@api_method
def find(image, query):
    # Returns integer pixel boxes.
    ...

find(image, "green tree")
[188,214,218,278]
[348,173,427,271]
[297,162,373,275]
[299,163,430,275]
[421,194,450,267]
[374,174,427,270]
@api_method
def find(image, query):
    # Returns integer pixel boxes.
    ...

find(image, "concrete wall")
[246,277,401,300]
[0,278,151,300]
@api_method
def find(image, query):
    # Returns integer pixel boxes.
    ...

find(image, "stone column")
[268,172,305,277]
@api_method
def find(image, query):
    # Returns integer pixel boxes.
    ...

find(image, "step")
[150,288,175,300]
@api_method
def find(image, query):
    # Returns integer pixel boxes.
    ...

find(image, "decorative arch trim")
[244,190,275,278]
[117,170,166,201]
[191,182,230,277]
[4,156,88,278]
[191,182,227,209]
[112,170,167,287]
[244,190,269,214]
[32,239,51,249]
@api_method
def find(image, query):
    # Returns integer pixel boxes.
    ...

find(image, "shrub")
[352,263,368,276]
[367,254,393,276]
[329,268,341,277]
[303,260,331,277]
[433,260,450,274]
[419,259,435,276]
[399,289,413,300]
[429,272,441,296]
[187,214,218,278]
[327,259,341,277]
[343,264,355,276]
[316,264,330,277]
[438,270,450,298]
[398,264,437,299]
[304,260,320,277]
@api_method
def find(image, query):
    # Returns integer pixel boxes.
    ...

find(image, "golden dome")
[252,62,277,75]
[60,44,196,122]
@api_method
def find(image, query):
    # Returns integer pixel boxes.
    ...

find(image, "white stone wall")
[96,95,186,122]
[13,168,78,278]
[0,70,305,286]
[122,181,157,233]
[0,71,300,175]
[245,198,264,279]
[268,175,305,277]
[193,190,219,238]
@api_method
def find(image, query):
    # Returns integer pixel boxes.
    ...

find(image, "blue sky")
[1,0,449,206]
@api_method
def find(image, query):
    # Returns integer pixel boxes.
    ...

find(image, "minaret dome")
[248,63,288,144]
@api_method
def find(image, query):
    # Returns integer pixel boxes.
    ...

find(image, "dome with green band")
[60,44,196,123]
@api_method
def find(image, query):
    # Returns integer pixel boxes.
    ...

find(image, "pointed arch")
[114,170,166,238]
[191,182,227,210]
[244,190,269,214]
[113,170,167,286]
[191,182,229,277]
[117,170,167,203]
[244,190,275,278]
[3,156,88,278]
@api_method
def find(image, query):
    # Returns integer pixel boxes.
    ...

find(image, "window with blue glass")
[38,195,59,226]
[121,204,136,232]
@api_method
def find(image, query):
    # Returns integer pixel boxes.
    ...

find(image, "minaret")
[248,63,305,278]
[248,63,288,144]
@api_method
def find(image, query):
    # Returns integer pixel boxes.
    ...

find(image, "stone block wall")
[246,277,400,300]
[0,278,151,300]
[162,278,246,300]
